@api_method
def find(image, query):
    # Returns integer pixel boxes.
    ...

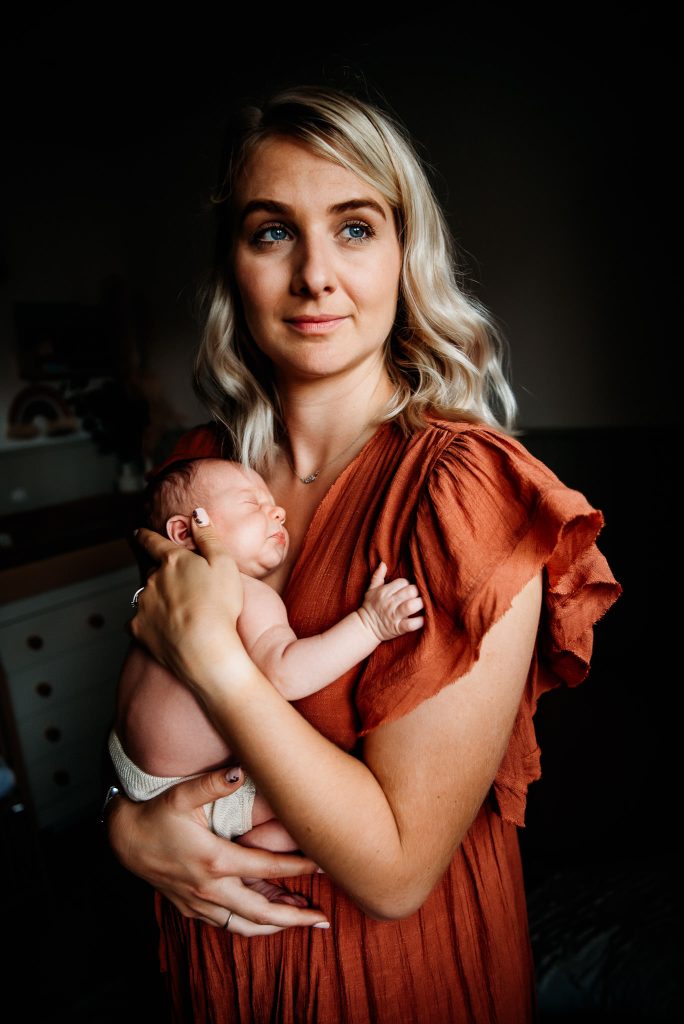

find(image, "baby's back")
[115,642,233,776]
[115,573,284,777]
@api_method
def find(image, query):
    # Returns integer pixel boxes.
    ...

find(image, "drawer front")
[17,683,117,765]
[6,638,129,722]
[0,578,137,673]
[26,737,111,826]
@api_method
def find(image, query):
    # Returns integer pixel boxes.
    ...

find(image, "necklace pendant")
[300,471,320,484]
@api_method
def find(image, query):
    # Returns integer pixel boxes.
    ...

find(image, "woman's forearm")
[196,642,410,918]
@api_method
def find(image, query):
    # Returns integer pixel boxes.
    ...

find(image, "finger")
[158,887,314,930]
[368,561,387,589]
[213,882,328,927]
[396,597,424,617]
[133,526,178,563]
[380,577,411,597]
[232,893,328,928]
[218,844,321,880]
[159,876,328,929]
[165,766,249,811]
[227,914,290,937]
[400,615,425,632]
[188,508,241,572]
[227,912,329,938]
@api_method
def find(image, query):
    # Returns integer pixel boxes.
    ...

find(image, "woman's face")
[231,136,402,384]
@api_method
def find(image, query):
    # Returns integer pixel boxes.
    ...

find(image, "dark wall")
[1,3,675,432]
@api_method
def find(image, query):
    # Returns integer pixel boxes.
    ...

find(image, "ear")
[165,514,197,550]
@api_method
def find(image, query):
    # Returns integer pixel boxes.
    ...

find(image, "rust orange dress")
[153,415,621,1023]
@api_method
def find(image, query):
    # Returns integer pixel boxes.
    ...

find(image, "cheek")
[372,268,401,322]
[234,257,281,319]
[369,248,401,311]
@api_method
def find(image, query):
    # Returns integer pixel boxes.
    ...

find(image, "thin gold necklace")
[286,424,375,484]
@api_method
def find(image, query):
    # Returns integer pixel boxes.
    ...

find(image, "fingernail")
[316,867,326,874]
[133,528,139,537]
[192,507,209,526]
[313,922,330,929]
[226,768,241,783]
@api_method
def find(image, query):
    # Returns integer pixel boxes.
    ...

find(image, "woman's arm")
[131,517,542,921]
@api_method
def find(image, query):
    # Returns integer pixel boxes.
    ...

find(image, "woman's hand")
[130,511,245,694]
[106,766,329,936]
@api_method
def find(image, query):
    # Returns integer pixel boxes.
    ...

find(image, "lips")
[270,530,287,545]
[287,315,344,322]
[285,315,348,334]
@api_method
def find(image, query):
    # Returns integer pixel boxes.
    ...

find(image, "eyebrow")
[238,197,388,226]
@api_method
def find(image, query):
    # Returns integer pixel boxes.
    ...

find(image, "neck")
[276,361,395,478]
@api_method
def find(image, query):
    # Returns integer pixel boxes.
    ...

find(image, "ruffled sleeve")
[356,424,622,826]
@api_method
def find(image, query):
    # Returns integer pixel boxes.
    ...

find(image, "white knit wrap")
[108,729,256,839]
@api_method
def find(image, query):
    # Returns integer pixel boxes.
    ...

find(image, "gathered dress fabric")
[153,416,621,1023]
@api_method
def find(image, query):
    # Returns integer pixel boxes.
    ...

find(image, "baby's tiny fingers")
[398,597,424,617]
[368,562,388,590]
[381,577,410,596]
[401,615,425,632]
[273,893,310,908]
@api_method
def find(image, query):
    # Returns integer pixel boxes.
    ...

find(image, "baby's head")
[144,458,288,577]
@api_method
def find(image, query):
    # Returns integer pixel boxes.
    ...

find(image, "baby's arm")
[240,563,424,701]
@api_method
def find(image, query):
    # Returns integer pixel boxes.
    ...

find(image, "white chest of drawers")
[0,553,140,829]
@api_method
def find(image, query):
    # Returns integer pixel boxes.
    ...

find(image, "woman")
[108,85,621,1021]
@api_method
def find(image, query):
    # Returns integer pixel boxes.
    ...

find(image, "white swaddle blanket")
[108,729,257,839]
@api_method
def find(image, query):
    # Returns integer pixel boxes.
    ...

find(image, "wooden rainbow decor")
[6,384,79,440]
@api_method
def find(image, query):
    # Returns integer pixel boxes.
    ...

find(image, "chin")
[256,552,287,577]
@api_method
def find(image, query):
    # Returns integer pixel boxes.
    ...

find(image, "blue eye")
[342,221,374,243]
[252,224,290,247]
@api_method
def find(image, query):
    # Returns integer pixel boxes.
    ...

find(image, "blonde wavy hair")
[195,85,517,473]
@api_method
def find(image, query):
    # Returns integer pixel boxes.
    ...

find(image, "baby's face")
[195,462,289,577]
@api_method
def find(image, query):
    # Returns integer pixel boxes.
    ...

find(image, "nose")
[290,233,337,297]
[270,505,286,525]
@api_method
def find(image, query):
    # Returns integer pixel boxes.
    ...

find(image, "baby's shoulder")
[239,574,289,627]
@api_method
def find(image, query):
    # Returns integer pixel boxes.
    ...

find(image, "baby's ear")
[166,515,197,549]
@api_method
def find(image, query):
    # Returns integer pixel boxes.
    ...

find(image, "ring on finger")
[224,910,234,930]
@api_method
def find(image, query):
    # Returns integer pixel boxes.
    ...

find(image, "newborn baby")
[112,457,424,851]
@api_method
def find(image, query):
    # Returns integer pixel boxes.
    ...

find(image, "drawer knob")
[44,726,62,743]
[88,613,105,629]
[35,682,53,698]
[53,770,70,786]
[26,635,44,650]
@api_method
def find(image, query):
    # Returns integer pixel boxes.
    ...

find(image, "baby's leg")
[237,792,299,852]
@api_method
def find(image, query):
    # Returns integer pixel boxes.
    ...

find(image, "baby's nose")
[271,505,286,524]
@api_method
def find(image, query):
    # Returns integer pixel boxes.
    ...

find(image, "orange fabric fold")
[153,415,621,1023]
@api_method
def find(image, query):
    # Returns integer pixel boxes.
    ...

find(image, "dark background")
[2,2,677,432]
[1,3,678,1021]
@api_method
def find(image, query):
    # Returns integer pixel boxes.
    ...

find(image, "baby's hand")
[241,878,310,908]
[357,562,425,642]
